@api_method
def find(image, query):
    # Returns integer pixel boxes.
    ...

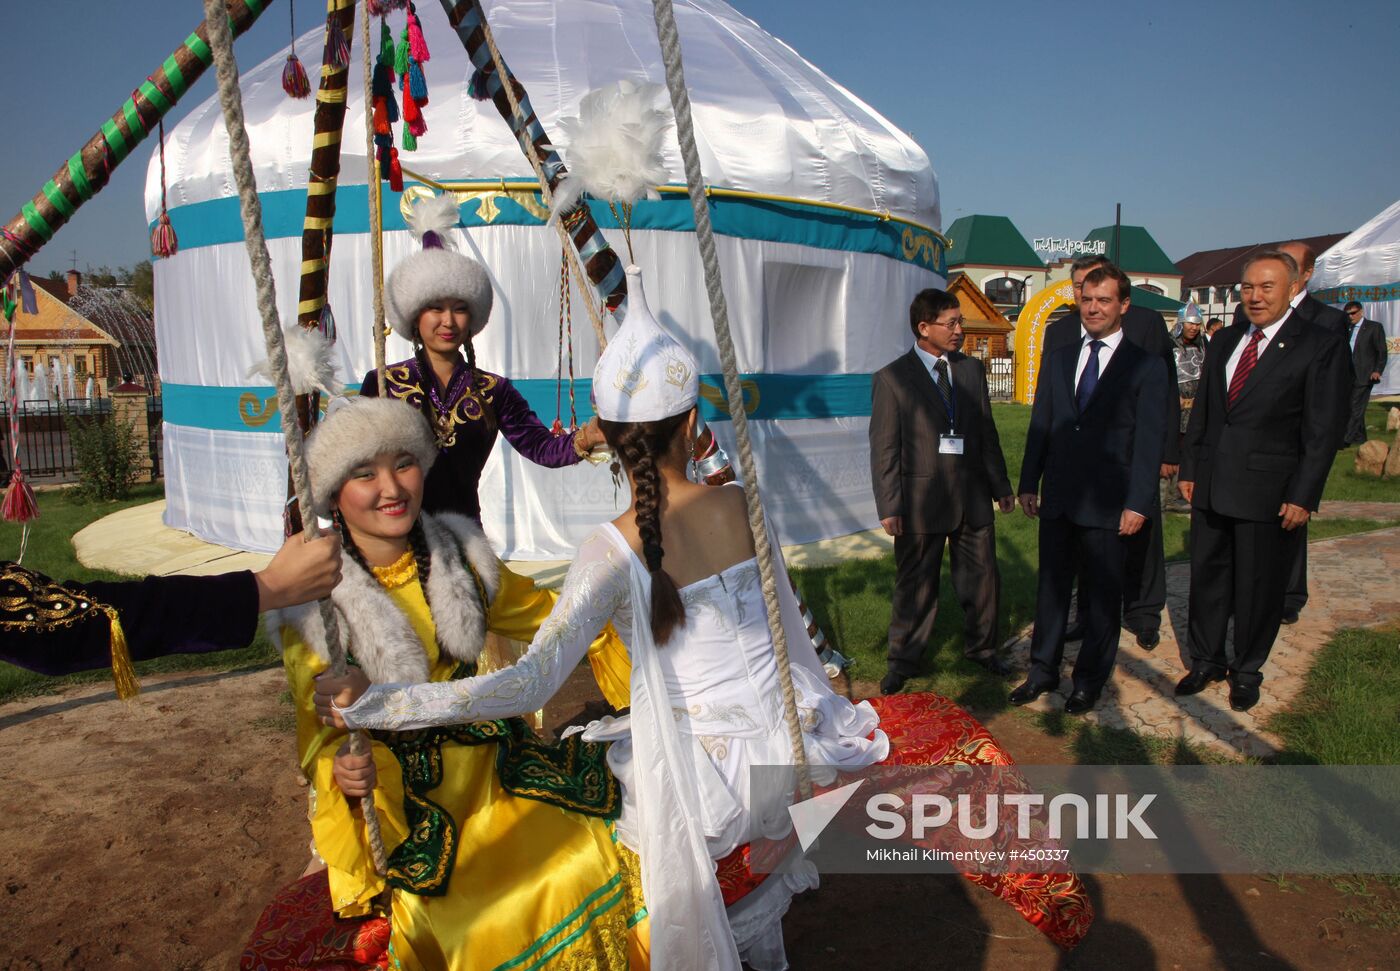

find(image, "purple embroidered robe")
[359,355,581,522]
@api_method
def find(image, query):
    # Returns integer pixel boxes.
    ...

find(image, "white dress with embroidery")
[339,520,889,970]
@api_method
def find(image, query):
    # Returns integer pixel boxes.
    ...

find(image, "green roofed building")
[1083,225,1183,301]
[945,215,1049,310]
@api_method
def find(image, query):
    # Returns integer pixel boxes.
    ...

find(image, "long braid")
[600,413,689,644]
[463,334,498,437]
[408,519,432,615]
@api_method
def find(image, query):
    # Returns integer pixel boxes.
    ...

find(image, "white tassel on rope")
[550,80,671,220]
[247,325,344,397]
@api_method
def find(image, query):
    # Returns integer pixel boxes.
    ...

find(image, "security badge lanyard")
[936,368,963,456]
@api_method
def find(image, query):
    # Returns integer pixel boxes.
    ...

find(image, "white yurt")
[1312,198,1400,395]
[146,0,943,558]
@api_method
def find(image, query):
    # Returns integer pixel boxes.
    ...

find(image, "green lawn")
[0,483,277,703]
[1321,400,1400,503]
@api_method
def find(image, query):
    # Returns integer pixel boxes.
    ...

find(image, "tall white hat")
[592,266,700,422]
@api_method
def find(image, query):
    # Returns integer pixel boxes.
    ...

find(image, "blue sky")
[2,0,1396,277]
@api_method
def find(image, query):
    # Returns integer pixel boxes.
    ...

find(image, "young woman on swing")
[314,267,1096,969]
[242,394,647,971]
[357,194,604,525]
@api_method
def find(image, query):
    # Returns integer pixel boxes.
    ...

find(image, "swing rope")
[203,0,389,874]
[362,4,388,389]
[649,0,812,799]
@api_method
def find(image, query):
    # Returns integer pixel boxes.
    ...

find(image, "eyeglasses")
[924,316,965,330]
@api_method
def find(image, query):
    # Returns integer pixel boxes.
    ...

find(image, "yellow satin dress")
[282,552,649,970]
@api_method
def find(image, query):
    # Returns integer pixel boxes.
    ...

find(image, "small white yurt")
[1312,199,1400,395]
[146,0,943,558]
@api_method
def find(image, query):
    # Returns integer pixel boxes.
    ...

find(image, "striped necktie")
[932,358,954,420]
[1227,328,1265,407]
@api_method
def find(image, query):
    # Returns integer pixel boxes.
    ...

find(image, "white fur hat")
[306,396,437,515]
[592,265,699,422]
[385,192,494,342]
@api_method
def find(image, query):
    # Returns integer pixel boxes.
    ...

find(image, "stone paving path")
[1006,524,1400,760]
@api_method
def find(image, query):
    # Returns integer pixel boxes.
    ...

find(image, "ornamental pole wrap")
[439,0,628,316]
[295,0,357,333]
[0,0,274,280]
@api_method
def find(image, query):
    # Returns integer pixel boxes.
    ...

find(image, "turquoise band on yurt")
[150,184,946,275]
[161,373,874,433]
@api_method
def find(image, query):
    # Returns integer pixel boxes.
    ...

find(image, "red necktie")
[1227,328,1264,407]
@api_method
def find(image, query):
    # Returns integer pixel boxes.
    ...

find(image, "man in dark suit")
[871,288,1015,695]
[1230,240,1350,624]
[1042,255,1178,650]
[1342,300,1388,445]
[1011,265,1166,714]
[1178,251,1350,711]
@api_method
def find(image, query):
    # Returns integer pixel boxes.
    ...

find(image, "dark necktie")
[1227,328,1265,407]
[1076,339,1105,412]
[932,358,954,422]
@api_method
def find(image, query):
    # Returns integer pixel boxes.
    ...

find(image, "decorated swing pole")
[0,0,274,281]
[295,0,358,338]
[439,0,628,322]
[202,0,389,876]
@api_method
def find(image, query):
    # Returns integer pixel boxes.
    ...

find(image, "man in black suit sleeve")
[1177,251,1351,712]
[871,288,1016,695]
[1011,265,1166,714]
[1342,300,1389,445]
[1231,241,1352,624]
[1041,255,1177,650]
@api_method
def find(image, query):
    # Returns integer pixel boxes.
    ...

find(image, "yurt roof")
[146,0,938,231]
[1312,198,1400,290]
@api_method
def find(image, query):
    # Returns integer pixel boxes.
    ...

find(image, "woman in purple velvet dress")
[360,194,604,524]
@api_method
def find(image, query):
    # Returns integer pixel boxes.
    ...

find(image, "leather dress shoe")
[1134,628,1161,651]
[1229,682,1261,712]
[1280,608,1301,625]
[1064,688,1100,715]
[880,671,908,696]
[968,655,1012,677]
[1063,621,1085,642]
[1009,679,1055,706]
[1174,667,1226,697]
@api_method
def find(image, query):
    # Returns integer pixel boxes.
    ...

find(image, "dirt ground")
[0,665,1394,970]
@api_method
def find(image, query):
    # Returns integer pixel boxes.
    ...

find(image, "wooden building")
[947,272,1013,358]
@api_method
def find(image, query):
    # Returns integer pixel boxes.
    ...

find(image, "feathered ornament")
[282,1,310,98]
[551,81,671,262]
[366,0,410,14]
[405,191,461,251]
[246,325,344,398]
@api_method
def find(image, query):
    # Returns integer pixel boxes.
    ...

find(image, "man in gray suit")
[871,288,1015,695]
[1342,300,1389,445]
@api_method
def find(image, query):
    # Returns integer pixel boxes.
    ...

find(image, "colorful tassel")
[326,13,350,69]
[104,607,141,701]
[150,212,179,258]
[18,271,36,315]
[318,303,336,341]
[380,19,396,64]
[1,469,38,523]
[408,59,428,103]
[468,65,493,101]
[395,29,411,78]
[402,128,417,151]
[282,53,311,98]
[373,98,390,135]
[388,148,403,192]
[407,4,430,63]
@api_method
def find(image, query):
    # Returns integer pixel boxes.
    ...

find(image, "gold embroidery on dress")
[383,363,500,449]
[0,562,107,633]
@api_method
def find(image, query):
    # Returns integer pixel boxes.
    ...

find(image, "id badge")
[939,435,965,456]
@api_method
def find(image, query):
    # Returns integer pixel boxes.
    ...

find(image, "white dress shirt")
[913,341,953,390]
[1074,326,1126,389]
[1225,315,1289,388]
